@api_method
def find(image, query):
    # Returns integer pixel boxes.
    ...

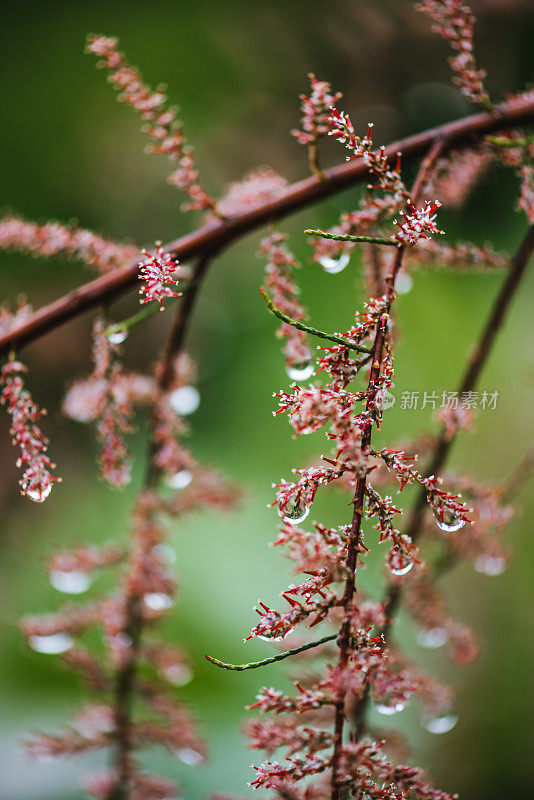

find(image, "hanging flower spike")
[416,0,491,108]
[138,243,182,310]
[1,358,60,502]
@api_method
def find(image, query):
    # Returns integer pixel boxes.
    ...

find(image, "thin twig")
[304,229,399,247]
[205,634,337,671]
[259,288,372,354]
[2,95,534,357]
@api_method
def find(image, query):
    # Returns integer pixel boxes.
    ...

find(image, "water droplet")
[376,701,406,716]
[29,633,74,654]
[107,329,128,345]
[417,627,447,649]
[433,509,466,533]
[286,361,315,382]
[318,253,350,274]
[300,426,314,435]
[395,271,413,294]
[166,469,192,490]
[154,544,176,564]
[277,497,310,525]
[422,712,458,734]
[25,484,52,503]
[177,747,203,765]
[169,386,200,416]
[257,627,294,643]
[163,664,194,686]
[50,570,92,595]
[474,555,506,576]
[144,592,174,611]
[390,561,414,576]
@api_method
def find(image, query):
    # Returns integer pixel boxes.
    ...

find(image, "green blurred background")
[1,1,534,798]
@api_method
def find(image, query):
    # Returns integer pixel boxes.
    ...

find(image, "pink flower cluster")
[86,34,216,212]
[137,242,182,309]
[393,202,444,247]
[0,214,138,274]
[292,73,343,146]
[0,358,59,502]
[260,232,313,371]
[416,0,491,106]
[63,318,155,487]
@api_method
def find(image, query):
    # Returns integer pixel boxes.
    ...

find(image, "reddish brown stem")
[2,95,534,357]
[109,254,213,800]
[330,142,445,799]
[351,222,534,739]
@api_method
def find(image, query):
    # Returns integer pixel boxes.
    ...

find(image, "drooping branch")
[2,95,534,358]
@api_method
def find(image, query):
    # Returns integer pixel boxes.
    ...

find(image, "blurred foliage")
[1,1,534,798]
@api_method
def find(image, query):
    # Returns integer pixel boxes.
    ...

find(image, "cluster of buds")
[215,166,288,217]
[1,358,60,502]
[86,34,216,212]
[292,73,342,146]
[63,318,155,487]
[0,214,138,274]
[137,242,182,309]
[393,202,444,247]
[416,0,491,107]
[260,232,313,374]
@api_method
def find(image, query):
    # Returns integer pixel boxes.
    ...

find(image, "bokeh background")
[1,1,534,798]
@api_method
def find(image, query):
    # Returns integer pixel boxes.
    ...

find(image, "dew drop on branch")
[432,509,466,533]
[257,627,295,642]
[107,329,128,344]
[390,561,414,576]
[318,253,350,274]
[177,747,203,765]
[376,701,406,716]
[474,555,506,575]
[421,712,458,734]
[417,627,447,649]
[29,633,74,654]
[286,361,315,382]
[144,592,174,611]
[166,469,192,490]
[395,271,413,294]
[169,386,200,415]
[50,569,92,595]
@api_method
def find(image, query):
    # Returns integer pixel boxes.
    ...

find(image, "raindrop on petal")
[50,570,92,595]
[433,508,466,533]
[167,469,192,490]
[376,701,406,716]
[422,712,458,734]
[257,627,294,643]
[29,633,74,654]
[107,329,128,345]
[286,362,315,382]
[25,484,53,503]
[390,561,414,577]
[417,627,447,649]
[169,386,200,416]
[474,555,506,576]
[318,253,350,274]
[144,592,174,611]
[277,497,310,525]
